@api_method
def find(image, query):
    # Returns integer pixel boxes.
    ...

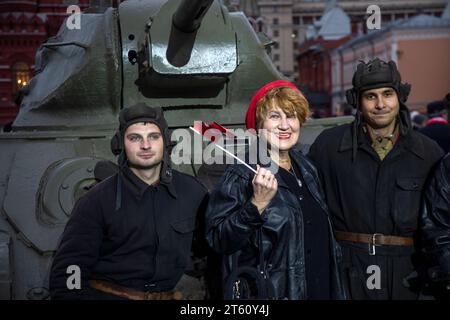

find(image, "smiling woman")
[255,85,308,156]
[204,80,347,300]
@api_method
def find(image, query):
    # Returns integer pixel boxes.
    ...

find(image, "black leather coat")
[205,149,347,300]
[420,153,450,292]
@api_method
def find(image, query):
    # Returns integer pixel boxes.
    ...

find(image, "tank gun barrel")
[172,0,214,33]
[166,0,214,67]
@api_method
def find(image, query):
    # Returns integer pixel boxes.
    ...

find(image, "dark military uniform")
[308,59,444,299]
[50,103,209,300]
[50,166,208,299]
[309,122,443,299]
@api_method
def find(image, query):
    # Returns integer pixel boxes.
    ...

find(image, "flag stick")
[189,126,257,174]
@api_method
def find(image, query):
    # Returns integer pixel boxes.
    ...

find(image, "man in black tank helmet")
[308,58,444,299]
[50,103,208,299]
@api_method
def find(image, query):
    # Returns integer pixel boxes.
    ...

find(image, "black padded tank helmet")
[346,58,411,109]
[345,59,412,162]
[110,103,173,184]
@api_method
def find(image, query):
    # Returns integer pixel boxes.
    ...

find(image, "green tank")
[0,0,352,299]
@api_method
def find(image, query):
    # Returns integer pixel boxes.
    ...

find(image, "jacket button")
[306,220,311,225]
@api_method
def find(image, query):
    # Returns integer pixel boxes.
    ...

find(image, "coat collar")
[338,121,427,160]
[274,149,327,210]
[338,123,376,159]
[121,165,177,199]
[274,149,301,190]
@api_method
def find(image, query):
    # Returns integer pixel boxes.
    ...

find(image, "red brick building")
[330,14,450,115]
[297,35,352,116]
[296,4,353,117]
[295,1,447,117]
[0,0,89,127]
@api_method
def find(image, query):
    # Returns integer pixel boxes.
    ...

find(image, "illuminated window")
[12,62,30,94]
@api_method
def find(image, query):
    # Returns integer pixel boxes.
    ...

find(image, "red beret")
[245,80,305,130]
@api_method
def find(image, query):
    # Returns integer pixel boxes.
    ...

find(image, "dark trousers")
[339,241,420,300]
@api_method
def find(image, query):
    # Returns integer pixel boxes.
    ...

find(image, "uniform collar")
[338,123,370,152]
[121,165,177,199]
[364,123,399,145]
[338,121,427,160]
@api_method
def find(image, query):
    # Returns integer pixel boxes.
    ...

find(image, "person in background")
[419,98,450,153]
[336,102,354,117]
[410,111,427,130]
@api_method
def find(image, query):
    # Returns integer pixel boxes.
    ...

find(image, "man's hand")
[251,165,278,214]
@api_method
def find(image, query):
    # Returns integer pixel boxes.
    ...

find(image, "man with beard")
[308,59,444,299]
[50,103,208,299]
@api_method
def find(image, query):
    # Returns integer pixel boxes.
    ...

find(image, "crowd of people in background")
[414,95,450,153]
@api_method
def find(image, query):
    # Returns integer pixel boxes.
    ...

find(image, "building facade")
[296,4,352,116]
[330,14,450,114]
[3,1,449,124]
[0,0,90,127]
[236,0,448,81]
